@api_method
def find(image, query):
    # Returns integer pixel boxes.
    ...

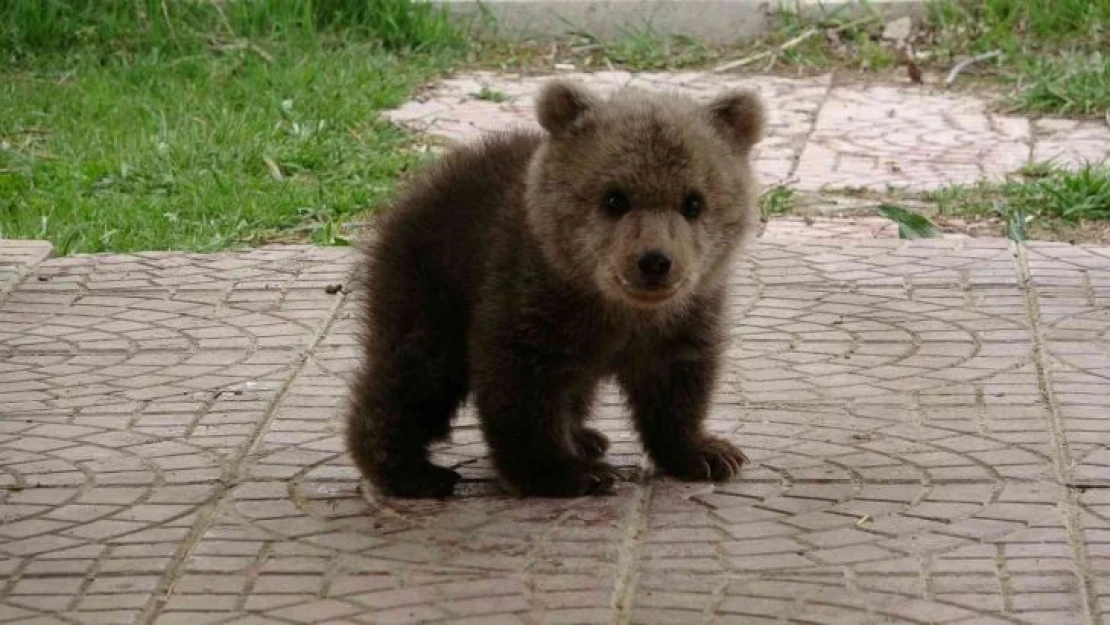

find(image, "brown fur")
[346,79,765,498]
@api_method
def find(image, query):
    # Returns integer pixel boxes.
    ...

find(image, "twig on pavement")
[944,50,1002,87]
[711,14,879,74]
[711,28,817,73]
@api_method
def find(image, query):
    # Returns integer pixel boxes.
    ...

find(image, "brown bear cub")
[347,79,765,498]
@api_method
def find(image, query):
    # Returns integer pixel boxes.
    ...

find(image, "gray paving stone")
[1020,244,1110,487]
[1,231,1107,624]
[732,238,1022,289]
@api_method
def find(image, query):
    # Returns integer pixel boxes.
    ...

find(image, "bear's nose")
[637,250,672,282]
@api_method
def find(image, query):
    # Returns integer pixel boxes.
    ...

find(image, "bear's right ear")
[536,80,597,136]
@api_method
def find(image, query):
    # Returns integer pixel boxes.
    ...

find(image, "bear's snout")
[637,250,673,286]
[610,245,688,308]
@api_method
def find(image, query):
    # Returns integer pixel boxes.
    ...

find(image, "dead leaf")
[899,45,924,84]
[907,59,923,84]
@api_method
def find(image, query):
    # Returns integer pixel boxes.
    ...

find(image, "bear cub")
[347,79,765,498]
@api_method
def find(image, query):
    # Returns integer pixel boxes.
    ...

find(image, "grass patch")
[924,0,1109,115]
[741,0,1109,116]
[567,22,720,70]
[1012,52,1109,116]
[738,8,899,73]
[923,163,1110,241]
[468,18,727,73]
[760,186,796,220]
[474,86,510,102]
[472,0,1106,116]
[1,0,464,56]
[0,0,464,254]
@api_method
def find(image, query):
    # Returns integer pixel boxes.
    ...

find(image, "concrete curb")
[434,0,925,43]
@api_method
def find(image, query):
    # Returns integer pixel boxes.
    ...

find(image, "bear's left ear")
[536,79,598,136]
[705,89,766,152]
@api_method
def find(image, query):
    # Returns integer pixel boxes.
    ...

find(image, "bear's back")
[372,130,545,310]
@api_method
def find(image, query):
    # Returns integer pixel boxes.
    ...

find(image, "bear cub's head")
[525,79,765,314]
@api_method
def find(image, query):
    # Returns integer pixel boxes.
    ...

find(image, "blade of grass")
[876,204,939,239]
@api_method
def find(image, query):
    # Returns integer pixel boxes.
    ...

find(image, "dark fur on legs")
[345,280,468,498]
[617,293,748,481]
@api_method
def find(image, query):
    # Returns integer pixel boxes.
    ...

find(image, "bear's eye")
[601,188,630,218]
[681,192,705,220]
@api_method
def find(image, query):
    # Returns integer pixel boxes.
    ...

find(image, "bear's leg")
[568,385,609,461]
[474,365,619,497]
[617,328,747,482]
[346,277,469,498]
[346,331,468,498]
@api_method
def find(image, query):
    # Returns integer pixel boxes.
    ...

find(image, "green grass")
[751,7,898,72]
[569,22,719,70]
[724,0,1109,116]
[924,0,1109,115]
[470,17,726,73]
[1009,52,1110,116]
[924,164,1110,239]
[474,86,510,102]
[1,0,464,56]
[0,0,464,254]
[473,0,1105,117]
[760,186,796,220]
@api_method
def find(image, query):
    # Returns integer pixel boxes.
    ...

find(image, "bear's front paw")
[503,460,622,497]
[571,427,610,460]
[657,436,748,482]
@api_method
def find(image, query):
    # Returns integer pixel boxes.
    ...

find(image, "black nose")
[637,250,672,282]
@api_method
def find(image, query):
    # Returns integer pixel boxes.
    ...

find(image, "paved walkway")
[2,237,1109,624]
[387,71,1110,192]
[2,73,1110,624]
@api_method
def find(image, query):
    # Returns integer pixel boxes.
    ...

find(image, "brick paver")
[3,70,1110,625]
[2,236,1108,624]
[0,241,52,304]
[385,71,1109,194]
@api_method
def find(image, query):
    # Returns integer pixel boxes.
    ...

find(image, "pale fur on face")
[524,80,765,319]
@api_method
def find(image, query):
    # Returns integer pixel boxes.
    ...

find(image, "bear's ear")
[706,89,765,152]
[536,80,598,136]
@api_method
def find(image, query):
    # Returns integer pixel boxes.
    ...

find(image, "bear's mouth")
[612,272,686,306]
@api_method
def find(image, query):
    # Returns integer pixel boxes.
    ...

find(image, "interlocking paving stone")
[2,238,1108,623]
[0,246,353,625]
[1033,118,1110,168]
[152,480,634,623]
[0,240,53,305]
[1018,243,1110,492]
[383,72,1109,192]
[762,216,973,241]
[792,85,1032,191]
[387,71,832,189]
